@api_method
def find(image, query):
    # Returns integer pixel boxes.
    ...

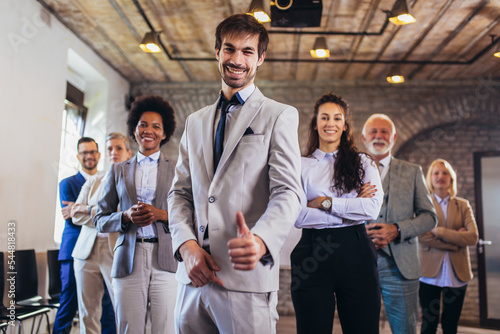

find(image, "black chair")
[46,250,61,304]
[0,319,8,334]
[0,251,52,334]
[15,250,60,309]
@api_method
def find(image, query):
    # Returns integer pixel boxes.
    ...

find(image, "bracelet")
[87,205,92,215]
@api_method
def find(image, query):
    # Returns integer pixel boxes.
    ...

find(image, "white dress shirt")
[294,149,383,229]
[420,193,467,287]
[135,151,160,238]
[377,154,392,181]
[213,83,255,146]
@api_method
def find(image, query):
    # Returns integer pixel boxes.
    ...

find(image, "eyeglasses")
[78,150,99,156]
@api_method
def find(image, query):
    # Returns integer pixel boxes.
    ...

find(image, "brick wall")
[130,77,500,324]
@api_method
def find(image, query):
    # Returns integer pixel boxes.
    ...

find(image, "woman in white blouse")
[291,92,383,334]
[94,95,178,334]
[418,159,478,334]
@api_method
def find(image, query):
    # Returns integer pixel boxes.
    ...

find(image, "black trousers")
[290,224,381,334]
[419,281,467,334]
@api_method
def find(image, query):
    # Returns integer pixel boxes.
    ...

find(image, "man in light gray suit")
[363,114,437,334]
[168,14,302,334]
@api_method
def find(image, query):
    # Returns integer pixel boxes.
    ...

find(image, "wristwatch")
[320,197,332,211]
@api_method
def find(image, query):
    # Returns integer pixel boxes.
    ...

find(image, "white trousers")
[175,282,278,334]
[113,242,177,334]
[74,236,116,334]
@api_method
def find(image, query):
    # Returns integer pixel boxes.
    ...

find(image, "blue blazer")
[58,172,86,261]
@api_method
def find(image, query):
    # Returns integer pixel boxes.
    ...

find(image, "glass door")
[474,151,500,329]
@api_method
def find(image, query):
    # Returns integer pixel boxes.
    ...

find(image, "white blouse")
[295,149,383,229]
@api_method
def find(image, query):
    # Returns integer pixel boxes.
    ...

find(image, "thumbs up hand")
[227,211,268,271]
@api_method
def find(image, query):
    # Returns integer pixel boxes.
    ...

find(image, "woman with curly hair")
[94,95,177,333]
[291,92,383,334]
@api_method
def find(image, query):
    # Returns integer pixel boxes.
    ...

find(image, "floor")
[66,315,500,334]
[276,315,500,334]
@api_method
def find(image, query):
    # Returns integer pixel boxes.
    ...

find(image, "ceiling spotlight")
[389,0,416,26]
[494,45,500,58]
[386,66,405,83]
[310,37,330,58]
[247,0,271,23]
[387,74,405,84]
[140,32,161,53]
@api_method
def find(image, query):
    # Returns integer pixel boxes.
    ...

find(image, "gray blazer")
[94,153,177,278]
[379,157,437,279]
[168,87,302,293]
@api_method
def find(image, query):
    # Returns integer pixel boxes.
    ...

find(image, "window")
[53,87,87,244]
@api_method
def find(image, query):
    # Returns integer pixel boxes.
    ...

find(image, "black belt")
[136,238,158,243]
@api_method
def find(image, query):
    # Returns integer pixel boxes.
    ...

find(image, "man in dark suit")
[362,114,437,334]
[54,137,115,334]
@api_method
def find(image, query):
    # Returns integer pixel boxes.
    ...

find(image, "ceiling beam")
[408,0,491,79]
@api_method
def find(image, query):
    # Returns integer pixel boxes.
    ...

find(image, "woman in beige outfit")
[418,159,478,334]
[70,133,132,333]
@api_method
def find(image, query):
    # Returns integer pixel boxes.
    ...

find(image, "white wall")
[0,0,130,253]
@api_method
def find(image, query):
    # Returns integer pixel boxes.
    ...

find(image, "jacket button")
[209,196,215,203]
[199,226,205,233]
[379,215,383,218]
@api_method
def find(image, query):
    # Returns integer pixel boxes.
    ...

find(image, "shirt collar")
[137,151,160,164]
[235,84,255,103]
[434,193,450,205]
[378,154,392,168]
[80,170,93,180]
[312,148,337,161]
[219,83,255,106]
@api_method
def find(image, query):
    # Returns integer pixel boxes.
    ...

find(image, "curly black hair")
[306,92,366,195]
[127,95,176,147]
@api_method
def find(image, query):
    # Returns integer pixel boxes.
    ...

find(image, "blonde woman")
[71,132,132,333]
[418,159,478,334]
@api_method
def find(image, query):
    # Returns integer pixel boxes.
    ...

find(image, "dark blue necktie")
[214,95,240,170]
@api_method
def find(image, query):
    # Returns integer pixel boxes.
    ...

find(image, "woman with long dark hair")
[291,92,383,334]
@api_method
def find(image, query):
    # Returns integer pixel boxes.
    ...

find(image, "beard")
[365,139,393,156]
[218,63,256,89]
[83,159,98,170]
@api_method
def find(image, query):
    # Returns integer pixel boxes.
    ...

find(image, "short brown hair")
[215,14,269,58]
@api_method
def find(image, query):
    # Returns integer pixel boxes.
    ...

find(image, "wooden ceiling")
[39,0,500,83]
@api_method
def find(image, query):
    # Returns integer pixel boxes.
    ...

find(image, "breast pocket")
[240,134,265,143]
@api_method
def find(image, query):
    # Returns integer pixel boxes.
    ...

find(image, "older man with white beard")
[362,114,437,334]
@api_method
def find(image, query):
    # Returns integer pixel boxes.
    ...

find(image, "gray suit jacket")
[168,87,302,293]
[377,157,437,280]
[94,153,177,278]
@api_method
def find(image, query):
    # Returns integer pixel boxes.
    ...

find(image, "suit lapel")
[447,197,458,229]
[386,157,399,222]
[202,103,217,181]
[432,195,446,227]
[123,156,137,204]
[76,172,86,185]
[215,88,265,174]
[153,154,171,210]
